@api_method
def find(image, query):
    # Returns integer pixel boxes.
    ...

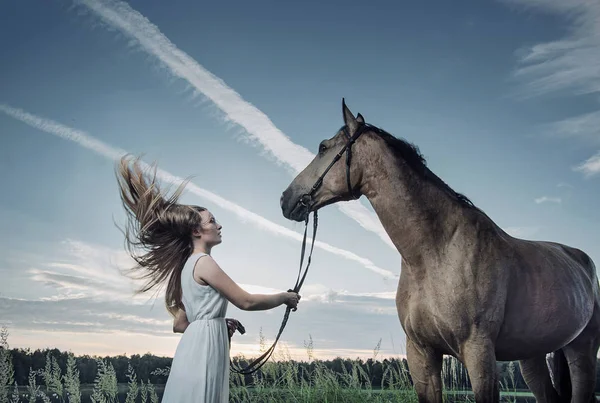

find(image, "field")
[0,327,594,402]
[10,383,538,403]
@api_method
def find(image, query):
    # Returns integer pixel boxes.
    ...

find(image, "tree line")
[7,346,600,392]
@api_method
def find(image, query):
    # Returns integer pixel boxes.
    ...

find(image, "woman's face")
[196,210,222,246]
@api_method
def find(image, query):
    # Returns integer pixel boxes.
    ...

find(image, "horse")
[280,99,600,403]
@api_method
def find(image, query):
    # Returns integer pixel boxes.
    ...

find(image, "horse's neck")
[362,151,473,267]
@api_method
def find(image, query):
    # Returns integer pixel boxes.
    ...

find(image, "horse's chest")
[397,279,473,353]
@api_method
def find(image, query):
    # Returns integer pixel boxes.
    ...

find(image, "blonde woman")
[115,156,300,402]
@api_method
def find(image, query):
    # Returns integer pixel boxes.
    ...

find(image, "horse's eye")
[319,143,327,155]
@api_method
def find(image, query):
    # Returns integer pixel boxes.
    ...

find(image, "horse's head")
[281,99,368,222]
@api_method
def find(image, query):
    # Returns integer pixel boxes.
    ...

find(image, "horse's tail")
[547,349,572,402]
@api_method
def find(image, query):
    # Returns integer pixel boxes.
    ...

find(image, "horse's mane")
[351,123,480,211]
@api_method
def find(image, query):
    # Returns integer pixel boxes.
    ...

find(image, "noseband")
[230,122,368,376]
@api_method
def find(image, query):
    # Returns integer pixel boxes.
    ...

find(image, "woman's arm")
[195,256,300,311]
[173,308,190,333]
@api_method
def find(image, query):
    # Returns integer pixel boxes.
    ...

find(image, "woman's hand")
[283,292,301,310]
[226,318,245,339]
[173,308,190,333]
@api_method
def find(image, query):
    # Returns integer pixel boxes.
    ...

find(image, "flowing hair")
[115,155,206,316]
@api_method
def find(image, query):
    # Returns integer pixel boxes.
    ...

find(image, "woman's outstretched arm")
[195,256,300,311]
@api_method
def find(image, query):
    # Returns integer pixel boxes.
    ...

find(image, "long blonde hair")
[115,155,205,316]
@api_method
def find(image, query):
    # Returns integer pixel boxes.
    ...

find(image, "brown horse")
[280,99,600,403]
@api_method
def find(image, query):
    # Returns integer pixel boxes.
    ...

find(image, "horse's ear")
[342,98,358,134]
[357,113,365,124]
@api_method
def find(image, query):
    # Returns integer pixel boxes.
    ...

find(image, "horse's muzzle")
[280,189,310,222]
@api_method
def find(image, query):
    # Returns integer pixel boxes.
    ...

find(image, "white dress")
[161,252,230,402]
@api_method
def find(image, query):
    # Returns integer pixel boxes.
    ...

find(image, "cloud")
[30,269,114,292]
[0,104,397,280]
[18,239,160,305]
[73,0,396,250]
[299,283,395,304]
[509,0,600,97]
[534,196,562,204]
[574,152,600,177]
[0,295,173,337]
[505,0,600,176]
[3,241,406,360]
[16,237,396,309]
[4,294,405,360]
[535,196,562,204]
[543,110,600,144]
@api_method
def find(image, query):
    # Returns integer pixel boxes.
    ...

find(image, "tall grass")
[1,326,530,403]
[0,326,19,403]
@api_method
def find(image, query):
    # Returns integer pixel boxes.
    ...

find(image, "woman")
[115,155,300,402]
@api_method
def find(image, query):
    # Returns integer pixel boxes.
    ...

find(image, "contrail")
[0,104,397,280]
[73,0,396,250]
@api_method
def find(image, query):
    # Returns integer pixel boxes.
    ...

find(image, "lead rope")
[230,211,318,375]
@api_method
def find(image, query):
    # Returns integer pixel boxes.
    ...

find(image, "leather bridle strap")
[230,122,366,376]
[303,123,367,204]
[230,212,318,375]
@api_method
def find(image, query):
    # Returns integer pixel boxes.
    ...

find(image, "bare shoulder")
[194,254,230,280]
[192,254,221,285]
[194,254,218,270]
[190,254,250,309]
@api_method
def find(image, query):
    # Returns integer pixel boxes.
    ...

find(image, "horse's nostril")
[280,194,284,208]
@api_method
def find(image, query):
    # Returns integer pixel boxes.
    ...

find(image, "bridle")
[300,123,370,207]
[231,122,369,375]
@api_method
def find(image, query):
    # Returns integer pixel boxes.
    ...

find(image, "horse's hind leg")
[519,356,562,403]
[562,325,600,403]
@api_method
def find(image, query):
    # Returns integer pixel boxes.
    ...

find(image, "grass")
[0,325,538,402]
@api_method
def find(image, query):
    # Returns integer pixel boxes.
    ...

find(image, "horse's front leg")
[461,337,500,403]
[406,338,443,403]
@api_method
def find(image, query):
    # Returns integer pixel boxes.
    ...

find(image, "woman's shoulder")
[188,253,220,275]
[188,252,209,260]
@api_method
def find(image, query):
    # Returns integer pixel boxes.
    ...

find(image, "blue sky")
[1,0,599,360]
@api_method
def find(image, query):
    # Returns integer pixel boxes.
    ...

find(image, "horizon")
[2,0,600,361]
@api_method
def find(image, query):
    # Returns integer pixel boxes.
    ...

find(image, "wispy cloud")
[73,0,395,250]
[298,283,395,304]
[3,239,404,359]
[0,295,173,337]
[534,196,562,204]
[21,238,394,307]
[574,152,600,177]
[21,239,160,304]
[543,110,600,144]
[3,292,405,359]
[509,0,600,97]
[0,104,397,279]
[506,0,600,176]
